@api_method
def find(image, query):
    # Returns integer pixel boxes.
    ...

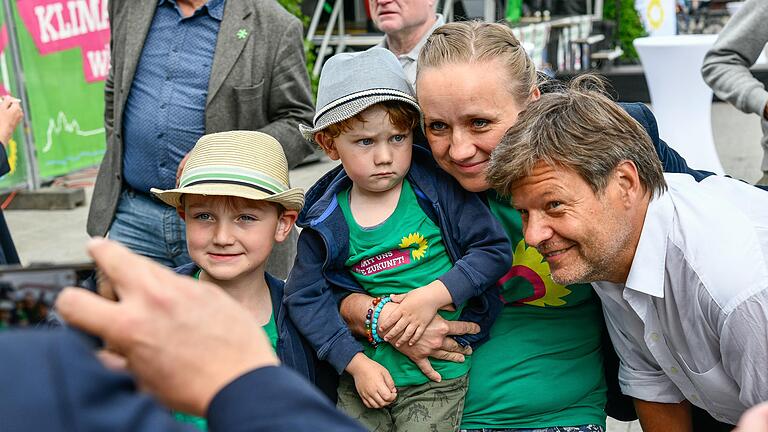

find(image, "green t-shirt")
[338,180,470,387]
[460,192,606,430]
[174,270,280,431]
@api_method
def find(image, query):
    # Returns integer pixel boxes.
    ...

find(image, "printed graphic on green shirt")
[338,180,470,387]
[459,192,606,430]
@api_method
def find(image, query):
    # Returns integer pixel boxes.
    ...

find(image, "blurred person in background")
[702,0,768,186]
[371,0,444,87]
[0,95,23,265]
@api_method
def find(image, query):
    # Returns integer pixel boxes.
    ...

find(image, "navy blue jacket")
[0,143,19,265]
[284,146,511,373]
[0,328,364,431]
[174,263,337,400]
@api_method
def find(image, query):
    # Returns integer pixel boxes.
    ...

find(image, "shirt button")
[650,332,660,342]
[158,133,164,139]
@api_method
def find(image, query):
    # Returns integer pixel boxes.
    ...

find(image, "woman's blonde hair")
[417,21,537,105]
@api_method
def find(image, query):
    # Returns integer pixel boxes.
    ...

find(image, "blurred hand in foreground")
[735,402,768,432]
[56,238,278,416]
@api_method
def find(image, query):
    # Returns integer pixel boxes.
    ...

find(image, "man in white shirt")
[486,83,768,431]
[371,0,444,87]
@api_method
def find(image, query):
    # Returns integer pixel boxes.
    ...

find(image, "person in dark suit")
[88,0,314,277]
[0,239,365,432]
[0,95,23,265]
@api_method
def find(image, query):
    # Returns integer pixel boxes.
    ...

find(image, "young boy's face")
[184,195,295,283]
[321,105,413,196]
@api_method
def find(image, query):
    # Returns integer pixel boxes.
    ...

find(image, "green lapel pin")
[236,28,248,40]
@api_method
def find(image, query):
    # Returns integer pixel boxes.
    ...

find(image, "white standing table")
[634,35,725,174]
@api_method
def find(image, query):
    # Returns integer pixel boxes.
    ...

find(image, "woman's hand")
[378,303,477,383]
[339,293,479,383]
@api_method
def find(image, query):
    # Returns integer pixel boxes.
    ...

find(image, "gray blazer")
[87,0,314,277]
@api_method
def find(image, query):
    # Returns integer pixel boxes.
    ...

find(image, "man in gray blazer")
[87,0,314,278]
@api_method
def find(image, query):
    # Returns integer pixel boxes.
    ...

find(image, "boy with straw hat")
[152,130,332,429]
[284,48,511,431]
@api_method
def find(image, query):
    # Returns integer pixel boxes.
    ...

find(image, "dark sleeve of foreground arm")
[207,366,365,432]
[0,329,194,432]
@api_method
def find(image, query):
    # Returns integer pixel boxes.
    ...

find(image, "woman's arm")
[339,293,477,382]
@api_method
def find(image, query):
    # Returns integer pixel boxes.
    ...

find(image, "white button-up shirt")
[593,173,768,425]
[377,14,445,88]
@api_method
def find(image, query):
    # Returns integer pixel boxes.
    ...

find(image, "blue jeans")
[461,426,604,432]
[108,188,191,268]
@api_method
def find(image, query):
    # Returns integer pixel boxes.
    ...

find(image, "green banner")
[2,0,108,189]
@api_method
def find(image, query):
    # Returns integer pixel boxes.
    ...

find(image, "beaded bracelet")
[365,297,384,346]
[371,295,392,347]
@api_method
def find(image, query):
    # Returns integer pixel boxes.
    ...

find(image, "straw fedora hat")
[151,131,304,211]
[298,47,420,142]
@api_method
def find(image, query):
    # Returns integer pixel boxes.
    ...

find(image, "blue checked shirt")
[122,0,225,193]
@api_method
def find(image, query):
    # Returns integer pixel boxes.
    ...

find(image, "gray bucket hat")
[299,47,421,142]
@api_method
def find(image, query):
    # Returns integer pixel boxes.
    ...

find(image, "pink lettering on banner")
[17,0,110,82]
[352,249,411,277]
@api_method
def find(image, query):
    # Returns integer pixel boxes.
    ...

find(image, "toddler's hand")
[380,281,452,347]
[347,354,396,409]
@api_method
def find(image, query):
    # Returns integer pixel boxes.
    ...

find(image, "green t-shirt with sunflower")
[459,191,607,430]
[338,179,470,387]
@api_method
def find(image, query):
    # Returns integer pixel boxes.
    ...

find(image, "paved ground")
[4,102,762,431]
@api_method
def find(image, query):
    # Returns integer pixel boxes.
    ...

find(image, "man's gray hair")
[487,75,667,198]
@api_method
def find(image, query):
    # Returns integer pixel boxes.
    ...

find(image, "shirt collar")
[624,189,674,298]
[158,0,225,21]
[382,14,445,61]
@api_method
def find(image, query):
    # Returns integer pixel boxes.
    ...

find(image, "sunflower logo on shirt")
[498,240,571,307]
[399,232,428,260]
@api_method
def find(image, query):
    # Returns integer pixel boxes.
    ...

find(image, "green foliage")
[277,0,320,97]
[277,0,308,24]
[603,0,647,61]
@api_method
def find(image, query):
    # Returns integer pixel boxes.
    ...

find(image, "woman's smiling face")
[417,60,530,192]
